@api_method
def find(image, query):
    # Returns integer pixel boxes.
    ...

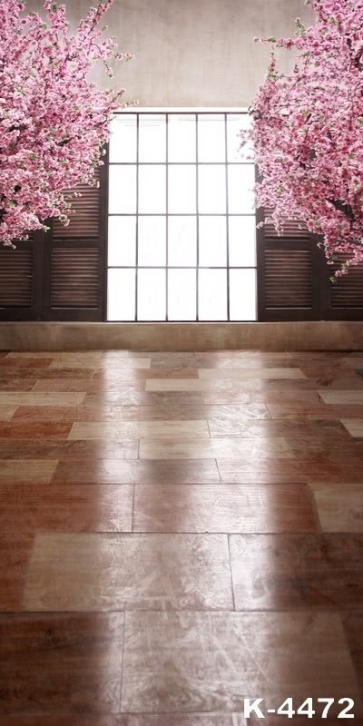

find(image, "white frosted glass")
[107,269,135,321]
[139,114,166,162]
[198,115,225,162]
[228,165,255,214]
[227,114,253,162]
[168,217,197,267]
[168,269,196,321]
[198,166,226,214]
[138,216,166,266]
[168,115,196,162]
[199,216,227,267]
[138,165,166,214]
[108,166,137,214]
[138,269,166,321]
[108,217,136,267]
[229,216,256,267]
[199,269,227,321]
[168,165,196,214]
[229,269,257,320]
[109,114,137,163]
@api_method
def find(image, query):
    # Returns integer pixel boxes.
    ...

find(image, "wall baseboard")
[1,321,363,351]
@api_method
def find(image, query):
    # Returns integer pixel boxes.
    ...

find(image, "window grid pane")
[107,111,256,322]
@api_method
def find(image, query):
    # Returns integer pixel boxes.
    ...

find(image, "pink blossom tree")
[0,0,131,245]
[243,0,363,273]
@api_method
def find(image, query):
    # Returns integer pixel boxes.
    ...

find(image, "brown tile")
[0,717,246,726]
[148,352,199,369]
[0,613,123,714]
[0,357,53,368]
[268,403,363,420]
[12,405,142,422]
[199,367,306,380]
[121,611,359,712]
[319,390,363,404]
[0,377,38,391]
[133,484,319,533]
[342,613,363,691]
[217,455,363,483]
[146,378,317,393]
[208,418,347,440]
[23,533,233,611]
[0,459,57,483]
[0,421,72,439]
[0,483,133,533]
[196,351,291,367]
[230,533,363,610]
[50,354,151,369]
[0,406,17,421]
[84,390,152,405]
[52,459,221,484]
[0,534,33,611]
[0,439,138,460]
[139,436,293,460]
[250,718,362,726]
[201,390,322,404]
[85,391,206,407]
[342,418,363,437]
[32,378,98,392]
[93,367,200,379]
[135,404,231,421]
[0,392,85,406]
[68,420,209,440]
[309,482,363,532]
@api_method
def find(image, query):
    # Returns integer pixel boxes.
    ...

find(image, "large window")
[107,110,257,321]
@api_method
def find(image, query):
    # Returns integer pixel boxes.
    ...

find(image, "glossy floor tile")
[133,484,318,533]
[341,418,363,437]
[0,406,17,421]
[199,367,306,379]
[51,458,221,484]
[68,420,210,440]
[318,390,363,404]
[23,533,233,611]
[230,533,363,610]
[0,483,133,533]
[309,482,363,531]
[0,459,57,483]
[2,348,363,719]
[139,436,293,459]
[121,611,360,713]
[0,613,124,714]
[0,391,86,406]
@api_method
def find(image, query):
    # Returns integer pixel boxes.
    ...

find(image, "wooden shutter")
[258,208,363,321]
[0,232,43,321]
[43,161,107,321]
[322,255,363,320]
[257,209,323,320]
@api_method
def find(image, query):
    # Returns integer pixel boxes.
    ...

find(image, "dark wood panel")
[264,248,312,309]
[51,248,99,309]
[258,205,363,321]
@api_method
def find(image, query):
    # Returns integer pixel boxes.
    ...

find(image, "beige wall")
[26,0,313,107]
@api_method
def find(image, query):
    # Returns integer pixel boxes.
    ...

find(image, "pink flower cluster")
[0,0,131,244]
[242,0,363,274]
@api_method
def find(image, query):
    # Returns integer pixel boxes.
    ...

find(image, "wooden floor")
[1,349,363,725]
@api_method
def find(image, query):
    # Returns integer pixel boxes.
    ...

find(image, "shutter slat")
[330,256,363,308]
[0,247,33,308]
[52,172,100,242]
[264,248,312,309]
[50,248,99,308]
